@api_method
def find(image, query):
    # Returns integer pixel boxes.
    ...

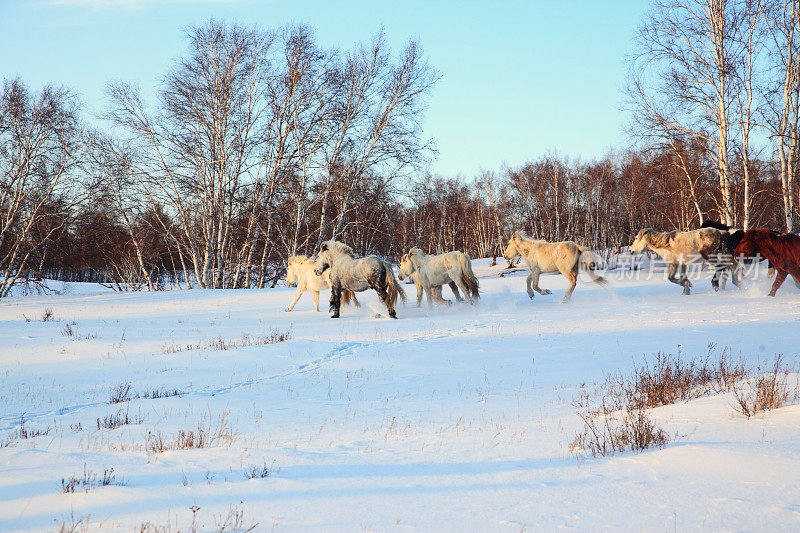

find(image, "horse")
[735,229,800,296]
[400,260,462,308]
[700,220,745,253]
[284,255,359,312]
[699,220,799,288]
[397,248,479,307]
[630,228,740,295]
[502,231,607,302]
[313,241,406,318]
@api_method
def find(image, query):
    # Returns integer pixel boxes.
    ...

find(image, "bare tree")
[629,0,745,225]
[317,31,438,245]
[104,20,278,288]
[762,0,800,231]
[0,79,81,297]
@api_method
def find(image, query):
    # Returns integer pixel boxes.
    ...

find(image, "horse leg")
[525,272,535,299]
[448,270,471,304]
[371,275,396,318]
[329,284,342,318]
[413,272,423,307]
[313,290,320,312]
[561,264,578,303]
[667,263,687,294]
[679,264,692,295]
[710,263,723,292]
[431,285,452,306]
[768,270,788,297]
[448,281,464,302]
[529,269,551,296]
[285,286,304,312]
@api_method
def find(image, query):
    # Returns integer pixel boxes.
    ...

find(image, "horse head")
[502,236,519,260]
[398,253,415,280]
[734,230,762,259]
[286,255,307,286]
[313,244,331,276]
[630,229,651,254]
[286,263,298,286]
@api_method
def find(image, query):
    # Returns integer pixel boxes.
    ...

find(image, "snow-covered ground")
[0,259,798,531]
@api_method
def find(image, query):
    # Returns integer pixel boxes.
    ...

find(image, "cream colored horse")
[314,241,406,319]
[503,231,607,302]
[285,255,359,312]
[630,228,740,295]
[398,248,479,307]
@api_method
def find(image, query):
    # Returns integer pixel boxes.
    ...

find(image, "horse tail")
[383,260,407,309]
[340,290,360,308]
[458,253,480,299]
[579,246,608,286]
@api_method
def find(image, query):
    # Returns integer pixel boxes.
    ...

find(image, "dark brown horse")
[735,229,800,296]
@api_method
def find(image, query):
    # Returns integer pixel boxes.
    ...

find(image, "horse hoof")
[528,293,535,300]
[284,308,291,312]
[544,289,552,295]
[331,314,340,319]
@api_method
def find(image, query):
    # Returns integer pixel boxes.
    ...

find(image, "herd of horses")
[283,223,800,319]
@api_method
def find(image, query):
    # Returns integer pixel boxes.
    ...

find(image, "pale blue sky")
[0,0,648,178]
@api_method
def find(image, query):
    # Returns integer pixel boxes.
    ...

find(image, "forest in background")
[3,0,800,294]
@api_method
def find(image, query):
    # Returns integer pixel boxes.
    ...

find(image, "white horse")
[284,255,359,312]
[398,248,479,307]
[314,241,406,319]
[630,228,740,295]
[503,231,607,302]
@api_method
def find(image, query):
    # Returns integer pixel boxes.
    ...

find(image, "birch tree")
[763,0,800,231]
[629,0,744,225]
[0,79,80,298]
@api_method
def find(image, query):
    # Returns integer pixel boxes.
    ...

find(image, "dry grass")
[109,382,135,404]
[620,346,746,410]
[733,356,799,418]
[61,464,123,493]
[9,417,51,440]
[243,460,278,480]
[57,512,91,533]
[97,408,146,430]
[109,383,184,404]
[572,404,669,457]
[571,347,799,457]
[146,412,238,453]
[162,329,292,354]
[136,503,256,533]
[142,387,182,399]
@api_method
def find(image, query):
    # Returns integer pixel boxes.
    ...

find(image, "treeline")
[3,3,800,296]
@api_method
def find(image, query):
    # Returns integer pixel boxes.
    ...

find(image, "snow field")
[0,259,799,531]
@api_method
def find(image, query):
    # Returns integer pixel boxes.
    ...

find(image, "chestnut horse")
[735,229,800,296]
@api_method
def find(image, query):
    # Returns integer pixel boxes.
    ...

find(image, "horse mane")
[288,254,308,264]
[700,220,731,231]
[643,229,676,248]
[320,240,356,257]
[513,230,533,242]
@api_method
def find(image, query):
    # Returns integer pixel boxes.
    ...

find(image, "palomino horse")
[630,228,740,295]
[735,229,800,296]
[284,255,359,312]
[503,231,607,302]
[398,248,479,307]
[313,241,406,318]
